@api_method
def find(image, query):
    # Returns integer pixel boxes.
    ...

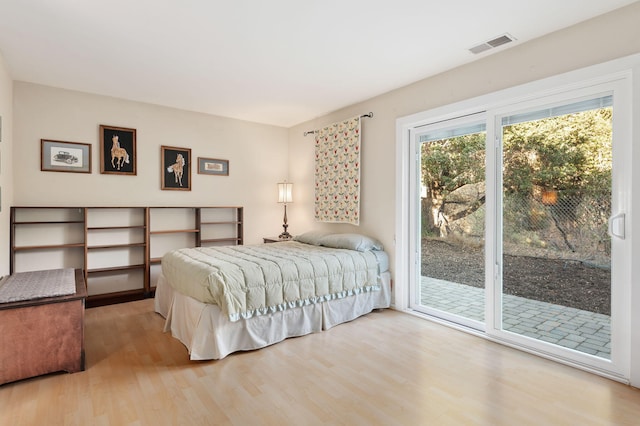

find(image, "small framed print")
[162,145,191,191]
[41,139,92,173]
[100,125,136,175]
[198,157,229,176]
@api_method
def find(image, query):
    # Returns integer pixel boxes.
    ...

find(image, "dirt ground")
[421,238,611,315]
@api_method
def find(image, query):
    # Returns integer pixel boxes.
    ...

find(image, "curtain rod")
[303,112,373,136]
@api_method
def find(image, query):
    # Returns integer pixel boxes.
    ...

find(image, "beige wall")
[0,52,13,276]
[12,83,290,247]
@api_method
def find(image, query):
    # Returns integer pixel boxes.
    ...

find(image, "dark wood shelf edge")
[87,264,146,274]
[13,244,85,251]
[87,243,146,250]
[86,289,145,308]
[87,226,147,230]
[149,229,200,235]
[148,206,242,209]
[201,238,242,243]
[13,221,85,225]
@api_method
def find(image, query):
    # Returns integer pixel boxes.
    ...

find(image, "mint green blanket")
[161,241,381,321]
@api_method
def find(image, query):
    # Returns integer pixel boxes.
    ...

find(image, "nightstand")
[263,236,292,243]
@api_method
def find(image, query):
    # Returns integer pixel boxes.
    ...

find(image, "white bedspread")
[154,271,391,360]
[161,242,382,321]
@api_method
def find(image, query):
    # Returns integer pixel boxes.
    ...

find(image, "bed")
[154,232,391,360]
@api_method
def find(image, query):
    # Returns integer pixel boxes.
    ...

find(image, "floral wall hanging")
[314,115,361,225]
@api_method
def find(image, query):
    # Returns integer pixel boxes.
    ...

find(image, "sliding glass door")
[408,78,631,378]
[413,115,486,328]
[498,95,615,360]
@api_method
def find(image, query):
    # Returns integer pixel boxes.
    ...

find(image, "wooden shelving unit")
[147,206,243,290]
[84,207,148,306]
[10,207,86,274]
[198,206,244,246]
[10,205,243,307]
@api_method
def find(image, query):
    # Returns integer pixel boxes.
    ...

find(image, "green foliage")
[420,108,612,245]
[421,108,612,200]
[421,133,486,198]
[502,108,612,195]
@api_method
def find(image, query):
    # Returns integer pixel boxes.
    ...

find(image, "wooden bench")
[0,269,87,385]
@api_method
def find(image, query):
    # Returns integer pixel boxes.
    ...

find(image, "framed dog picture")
[161,145,191,191]
[100,125,136,175]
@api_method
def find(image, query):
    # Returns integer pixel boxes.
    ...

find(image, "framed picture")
[41,139,92,173]
[100,125,136,175]
[198,157,229,176]
[161,145,191,191]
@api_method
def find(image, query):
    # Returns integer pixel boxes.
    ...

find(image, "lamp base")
[280,204,291,240]
[278,231,292,240]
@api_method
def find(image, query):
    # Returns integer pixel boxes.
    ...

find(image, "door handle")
[608,213,625,239]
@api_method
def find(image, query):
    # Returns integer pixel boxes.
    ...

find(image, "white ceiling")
[0,1,637,127]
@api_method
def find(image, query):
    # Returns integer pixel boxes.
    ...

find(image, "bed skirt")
[154,271,391,360]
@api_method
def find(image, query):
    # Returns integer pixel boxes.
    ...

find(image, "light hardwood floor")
[1,299,639,425]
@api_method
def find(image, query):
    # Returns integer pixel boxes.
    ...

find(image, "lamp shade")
[278,182,293,203]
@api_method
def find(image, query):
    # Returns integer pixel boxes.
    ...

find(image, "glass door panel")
[417,120,486,325]
[500,96,612,359]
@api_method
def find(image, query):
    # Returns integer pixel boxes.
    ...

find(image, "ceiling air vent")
[469,33,515,55]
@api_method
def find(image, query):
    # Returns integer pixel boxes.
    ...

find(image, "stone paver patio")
[421,277,611,359]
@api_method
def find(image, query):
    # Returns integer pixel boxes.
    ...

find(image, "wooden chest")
[0,269,86,385]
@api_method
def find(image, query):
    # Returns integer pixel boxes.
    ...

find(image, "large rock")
[443,182,486,221]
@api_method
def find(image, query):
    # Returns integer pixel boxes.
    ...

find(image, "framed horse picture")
[161,145,191,191]
[100,125,136,175]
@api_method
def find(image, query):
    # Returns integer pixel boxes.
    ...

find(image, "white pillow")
[318,233,383,252]
[293,231,331,246]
